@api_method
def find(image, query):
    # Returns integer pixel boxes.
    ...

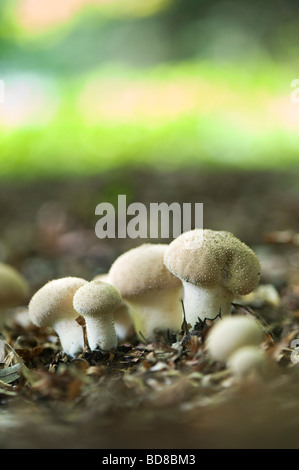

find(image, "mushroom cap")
[206,315,264,362]
[0,262,29,308]
[73,280,122,317]
[28,277,87,328]
[107,243,181,298]
[164,229,261,295]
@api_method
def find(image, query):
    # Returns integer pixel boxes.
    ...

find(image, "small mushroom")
[0,262,29,320]
[107,243,183,342]
[73,280,122,351]
[235,284,281,308]
[28,277,88,357]
[164,229,261,329]
[227,345,268,380]
[93,273,134,341]
[205,315,264,363]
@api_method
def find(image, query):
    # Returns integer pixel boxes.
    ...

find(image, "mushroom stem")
[84,315,117,351]
[128,286,183,342]
[54,318,85,357]
[182,281,233,328]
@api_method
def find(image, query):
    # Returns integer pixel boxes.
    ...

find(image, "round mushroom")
[0,262,29,308]
[107,243,183,342]
[205,315,264,363]
[0,262,30,327]
[28,277,88,357]
[164,229,261,329]
[227,345,268,380]
[73,280,122,351]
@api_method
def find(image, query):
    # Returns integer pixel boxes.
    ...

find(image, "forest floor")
[1,167,299,449]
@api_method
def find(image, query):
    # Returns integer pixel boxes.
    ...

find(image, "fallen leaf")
[0,364,21,384]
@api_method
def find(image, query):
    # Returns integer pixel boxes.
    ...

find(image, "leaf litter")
[1,265,299,449]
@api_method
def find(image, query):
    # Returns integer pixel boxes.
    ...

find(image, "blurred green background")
[0,0,299,291]
[1,0,299,179]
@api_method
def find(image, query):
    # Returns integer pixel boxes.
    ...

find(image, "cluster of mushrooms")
[25,228,270,378]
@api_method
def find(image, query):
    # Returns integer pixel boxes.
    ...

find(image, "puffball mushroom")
[73,280,121,351]
[164,229,261,329]
[107,243,183,342]
[93,273,134,341]
[205,315,264,363]
[227,345,268,380]
[0,262,30,327]
[28,277,88,357]
[0,262,29,308]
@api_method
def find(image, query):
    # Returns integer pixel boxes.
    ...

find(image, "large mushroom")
[28,277,88,357]
[73,280,122,351]
[164,229,261,329]
[107,243,183,342]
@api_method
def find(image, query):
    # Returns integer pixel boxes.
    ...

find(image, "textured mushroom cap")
[73,280,122,317]
[108,243,181,298]
[206,315,264,362]
[0,262,29,308]
[164,229,261,295]
[28,277,87,327]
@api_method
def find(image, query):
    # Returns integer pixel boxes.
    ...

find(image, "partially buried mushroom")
[107,243,183,342]
[164,229,261,329]
[227,345,268,380]
[205,315,268,380]
[73,280,122,351]
[28,277,88,357]
[205,315,264,363]
[0,262,30,325]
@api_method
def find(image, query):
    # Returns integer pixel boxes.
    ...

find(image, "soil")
[1,167,299,449]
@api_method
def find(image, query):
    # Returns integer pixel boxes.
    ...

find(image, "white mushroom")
[93,273,134,341]
[107,243,183,342]
[235,284,281,308]
[73,280,122,351]
[164,229,261,329]
[205,315,264,363]
[227,345,268,379]
[28,277,88,357]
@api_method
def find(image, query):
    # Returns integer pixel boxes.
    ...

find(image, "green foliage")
[0,0,299,179]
